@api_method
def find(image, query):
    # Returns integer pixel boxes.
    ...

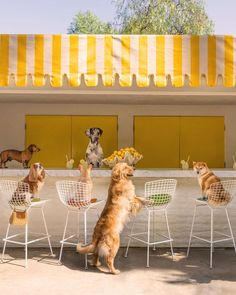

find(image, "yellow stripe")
[224,36,234,87]
[52,35,62,87]
[86,35,97,86]
[190,36,200,87]
[104,35,113,86]
[34,35,44,86]
[173,35,183,87]
[208,36,216,86]
[17,35,27,86]
[69,35,79,86]
[155,36,165,87]
[138,36,148,87]
[121,35,131,86]
[0,35,9,86]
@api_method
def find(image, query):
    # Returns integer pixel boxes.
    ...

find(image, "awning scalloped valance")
[0,34,235,88]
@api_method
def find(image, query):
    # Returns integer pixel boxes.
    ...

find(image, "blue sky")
[0,0,235,34]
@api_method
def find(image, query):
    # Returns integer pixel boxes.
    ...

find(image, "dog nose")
[197,171,199,174]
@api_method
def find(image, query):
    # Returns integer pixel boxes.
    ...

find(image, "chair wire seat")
[56,180,104,269]
[187,179,236,268]
[125,179,177,267]
[0,179,54,268]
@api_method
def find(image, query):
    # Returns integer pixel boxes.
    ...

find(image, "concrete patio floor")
[0,247,235,295]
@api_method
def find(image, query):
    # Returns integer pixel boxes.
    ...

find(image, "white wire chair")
[56,180,104,269]
[187,180,236,268]
[0,180,54,268]
[125,179,177,267]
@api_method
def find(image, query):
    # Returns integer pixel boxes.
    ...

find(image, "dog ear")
[112,165,120,182]
[41,168,46,180]
[28,144,33,152]
[98,128,103,136]
[192,161,196,166]
[85,128,91,137]
[29,164,38,182]
[112,164,124,182]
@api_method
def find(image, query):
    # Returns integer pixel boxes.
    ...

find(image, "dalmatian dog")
[85,128,104,168]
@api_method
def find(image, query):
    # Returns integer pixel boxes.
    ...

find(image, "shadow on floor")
[2,247,235,285]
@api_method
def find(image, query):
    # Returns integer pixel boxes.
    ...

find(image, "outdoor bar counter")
[0,169,236,248]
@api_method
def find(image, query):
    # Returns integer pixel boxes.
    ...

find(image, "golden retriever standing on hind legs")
[76,162,147,274]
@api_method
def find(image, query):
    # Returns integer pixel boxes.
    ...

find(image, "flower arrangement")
[102,147,143,168]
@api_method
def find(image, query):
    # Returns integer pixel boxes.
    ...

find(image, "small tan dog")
[0,144,40,168]
[78,160,93,191]
[193,161,229,205]
[76,162,147,274]
[23,163,45,195]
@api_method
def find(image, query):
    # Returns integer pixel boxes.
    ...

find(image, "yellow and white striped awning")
[0,34,235,87]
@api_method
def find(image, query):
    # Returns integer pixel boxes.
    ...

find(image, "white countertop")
[0,168,236,178]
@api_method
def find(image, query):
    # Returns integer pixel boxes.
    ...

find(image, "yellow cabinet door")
[180,116,225,168]
[25,116,71,168]
[71,116,118,166]
[134,116,180,168]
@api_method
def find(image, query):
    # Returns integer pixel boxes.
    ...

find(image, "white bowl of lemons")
[102,147,143,168]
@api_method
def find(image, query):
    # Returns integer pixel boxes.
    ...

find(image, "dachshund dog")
[85,128,104,168]
[77,163,147,274]
[23,163,45,195]
[0,144,40,168]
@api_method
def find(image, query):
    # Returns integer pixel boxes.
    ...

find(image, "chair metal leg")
[225,208,236,253]
[2,222,11,262]
[187,205,197,257]
[124,217,136,258]
[25,223,28,268]
[147,211,151,267]
[41,207,54,256]
[165,210,174,260]
[210,209,214,269]
[153,210,156,251]
[58,210,70,264]
[96,208,100,219]
[84,211,88,269]
[77,212,80,240]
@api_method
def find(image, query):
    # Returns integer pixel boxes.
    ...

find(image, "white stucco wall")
[0,103,236,167]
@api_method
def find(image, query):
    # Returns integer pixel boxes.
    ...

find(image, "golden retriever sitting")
[76,162,147,274]
[23,163,45,195]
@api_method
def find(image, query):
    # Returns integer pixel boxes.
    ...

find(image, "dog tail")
[76,242,95,254]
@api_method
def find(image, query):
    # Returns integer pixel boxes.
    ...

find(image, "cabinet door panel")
[26,116,71,168]
[134,116,180,168]
[180,116,225,168]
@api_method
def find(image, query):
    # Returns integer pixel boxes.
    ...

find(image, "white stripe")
[78,35,87,74]
[200,35,208,76]
[26,35,35,74]
[8,35,18,75]
[216,36,224,76]
[182,36,190,78]
[165,35,173,77]
[44,35,52,75]
[148,35,156,75]
[130,35,138,74]
[61,35,69,75]
[113,35,122,75]
[96,35,104,75]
